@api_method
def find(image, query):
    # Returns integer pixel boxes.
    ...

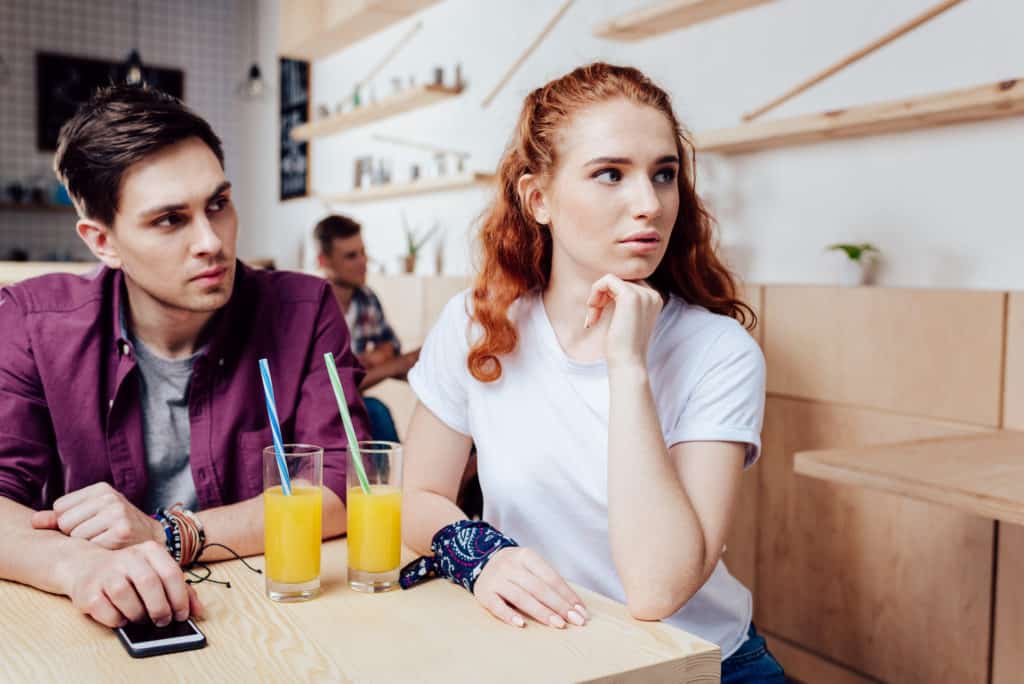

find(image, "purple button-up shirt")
[0,262,370,511]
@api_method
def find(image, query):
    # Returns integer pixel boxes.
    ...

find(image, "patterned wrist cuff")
[399,520,519,593]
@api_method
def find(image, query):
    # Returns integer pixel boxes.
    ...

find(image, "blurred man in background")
[315,214,419,442]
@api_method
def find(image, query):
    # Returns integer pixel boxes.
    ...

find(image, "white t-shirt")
[408,289,766,659]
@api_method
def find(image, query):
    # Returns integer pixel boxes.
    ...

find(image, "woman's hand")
[473,547,589,629]
[584,275,664,369]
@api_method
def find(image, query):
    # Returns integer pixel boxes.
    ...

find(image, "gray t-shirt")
[130,334,200,514]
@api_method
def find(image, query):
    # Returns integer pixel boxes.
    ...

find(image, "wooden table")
[794,430,1024,524]
[0,539,720,683]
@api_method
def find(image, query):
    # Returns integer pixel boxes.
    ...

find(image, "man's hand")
[61,541,203,628]
[31,482,164,550]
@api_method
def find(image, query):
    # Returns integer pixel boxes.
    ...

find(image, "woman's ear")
[516,173,550,225]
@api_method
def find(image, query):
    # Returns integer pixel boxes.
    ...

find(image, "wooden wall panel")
[366,273,425,347]
[763,286,1005,426]
[1004,293,1024,429]
[422,275,473,337]
[757,397,993,684]
[993,523,1024,684]
[762,633,876,684]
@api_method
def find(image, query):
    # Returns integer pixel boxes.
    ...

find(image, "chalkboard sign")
[280,58,310,201]
[36,52,184,151]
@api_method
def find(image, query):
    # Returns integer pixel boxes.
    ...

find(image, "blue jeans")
[721,624,787,683]
[363,396,399,443]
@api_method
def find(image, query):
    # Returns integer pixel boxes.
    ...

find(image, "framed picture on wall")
[36,52,184,151]
[279,57,310,201]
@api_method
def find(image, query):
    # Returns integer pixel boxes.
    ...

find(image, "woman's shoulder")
[655,296,761,363]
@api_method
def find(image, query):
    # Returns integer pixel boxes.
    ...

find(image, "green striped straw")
[324,352,372,495]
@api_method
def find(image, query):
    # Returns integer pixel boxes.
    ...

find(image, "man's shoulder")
[241,266,331,305]
[1,264,110,316]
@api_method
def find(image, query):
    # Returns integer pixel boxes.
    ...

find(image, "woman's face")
[532,97,681,284]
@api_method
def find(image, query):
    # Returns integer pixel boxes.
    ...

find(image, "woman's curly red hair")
[468,62,755,383]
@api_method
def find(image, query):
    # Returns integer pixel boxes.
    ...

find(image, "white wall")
[237,0,1024,289]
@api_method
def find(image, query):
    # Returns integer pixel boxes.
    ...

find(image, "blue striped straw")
[258,358,292,496]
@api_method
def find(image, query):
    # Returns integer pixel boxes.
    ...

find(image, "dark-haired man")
[314,214,420,441]
[0,86,369,628]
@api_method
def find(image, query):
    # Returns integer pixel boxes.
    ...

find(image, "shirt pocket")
[237,428,274,499]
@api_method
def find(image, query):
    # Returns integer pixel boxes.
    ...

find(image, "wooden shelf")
[0,203,75,213]
[322,172,496,204]
[291,84,462,141]
[594,0,772,40]
[696,77,1024,155]
[280,0,441,61]
[794,431,1024,525]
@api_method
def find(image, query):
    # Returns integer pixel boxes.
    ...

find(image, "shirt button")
[218,358,225,367]
[108,399,113,409]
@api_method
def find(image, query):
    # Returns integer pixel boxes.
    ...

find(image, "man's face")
[91,137,238,314]
[321,234,368,288]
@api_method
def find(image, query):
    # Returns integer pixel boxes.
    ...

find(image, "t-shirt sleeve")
[665,322,766,468]
[407,291,472,436]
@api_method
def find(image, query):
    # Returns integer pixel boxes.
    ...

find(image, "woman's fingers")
[522,552,587,621]
[499,580,567,628]
[479,590,527,628]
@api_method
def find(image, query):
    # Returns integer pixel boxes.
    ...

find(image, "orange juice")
[347,485,402,573]
[264,485,322,583]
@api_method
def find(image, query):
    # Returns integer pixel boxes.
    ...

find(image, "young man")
[0,86,369,629]
[314,215,420,440]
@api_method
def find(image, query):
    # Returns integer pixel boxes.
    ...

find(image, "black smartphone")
[115,618,207,658]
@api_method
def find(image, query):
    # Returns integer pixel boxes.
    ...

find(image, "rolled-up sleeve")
[0,289,55,508]
[293,285,371,503]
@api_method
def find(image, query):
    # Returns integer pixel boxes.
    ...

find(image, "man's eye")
[155,213,185,227]
[208,196,229,212]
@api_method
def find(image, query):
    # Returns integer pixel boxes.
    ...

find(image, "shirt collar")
[109,261,249,366]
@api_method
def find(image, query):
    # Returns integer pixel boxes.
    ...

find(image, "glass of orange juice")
[346,441,402,593]
[263,444,323,602]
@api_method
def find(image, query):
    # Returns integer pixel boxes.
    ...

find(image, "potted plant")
[826,243,879,286]
[401,213,441,274]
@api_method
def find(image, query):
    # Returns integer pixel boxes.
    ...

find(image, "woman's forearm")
[606,365,707,619]
[402,489,466,556]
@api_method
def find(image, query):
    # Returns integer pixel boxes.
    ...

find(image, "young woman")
[401,63,784,682]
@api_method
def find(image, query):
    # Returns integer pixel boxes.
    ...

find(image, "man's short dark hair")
[314,214,362,256]
[54,85,224,226]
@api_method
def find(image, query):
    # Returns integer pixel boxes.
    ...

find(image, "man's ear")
[76,219,121,269]
[516,173,550,226]
[317,252,329,273]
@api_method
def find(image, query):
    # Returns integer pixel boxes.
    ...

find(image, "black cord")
[184,542,262,588]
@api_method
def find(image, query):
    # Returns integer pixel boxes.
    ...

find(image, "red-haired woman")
[400,63,783,682]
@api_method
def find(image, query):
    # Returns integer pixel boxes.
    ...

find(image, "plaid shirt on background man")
[348,287,401,356]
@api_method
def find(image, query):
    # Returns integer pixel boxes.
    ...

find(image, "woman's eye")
[653,168,677,184]
[593,168,622,183]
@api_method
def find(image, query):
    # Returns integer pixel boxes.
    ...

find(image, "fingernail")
[175,611,188,622]
[156,617,170,628]
[512,615,525,628]
[575,604,590,620]
[568,610,585,626]
[583,312,591,329]
[548,614,566,629]
[117,619,127,628]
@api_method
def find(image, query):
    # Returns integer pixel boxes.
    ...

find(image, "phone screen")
[121,620,202,645]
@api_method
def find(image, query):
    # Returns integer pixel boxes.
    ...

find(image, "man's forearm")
[0,496,90,595]
[196,489,346,561]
